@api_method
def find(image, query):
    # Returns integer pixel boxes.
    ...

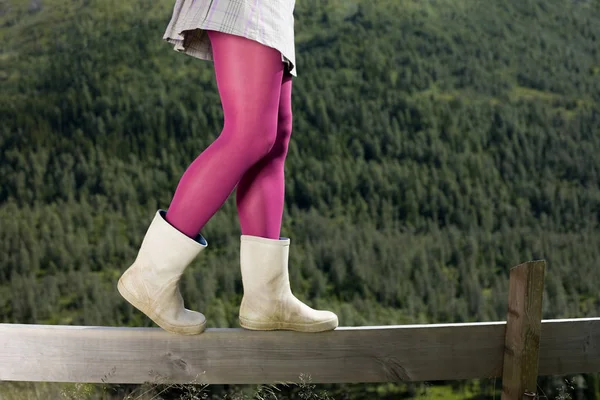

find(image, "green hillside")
[1,0,599,398]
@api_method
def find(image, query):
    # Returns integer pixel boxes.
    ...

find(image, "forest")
[1,0,599,398]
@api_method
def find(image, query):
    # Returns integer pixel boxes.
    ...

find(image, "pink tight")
[165,30,293,240]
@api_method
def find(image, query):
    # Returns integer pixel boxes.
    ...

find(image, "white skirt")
[162,0,297,77]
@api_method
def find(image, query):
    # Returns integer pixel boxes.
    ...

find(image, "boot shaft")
[135,210,208,282]
[240,235,291,296]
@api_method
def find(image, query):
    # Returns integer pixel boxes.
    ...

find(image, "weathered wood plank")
[1,318,598,385]
[502,260,546,400]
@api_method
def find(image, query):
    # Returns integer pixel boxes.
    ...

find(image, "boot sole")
[117,276,206,335]
[239,315,338,333]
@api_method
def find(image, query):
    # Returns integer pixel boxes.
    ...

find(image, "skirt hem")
[162,26,296,77]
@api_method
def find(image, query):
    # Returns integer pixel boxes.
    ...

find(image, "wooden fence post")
[501,260,546,400]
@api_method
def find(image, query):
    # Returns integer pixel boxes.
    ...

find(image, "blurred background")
[1,0,599,398]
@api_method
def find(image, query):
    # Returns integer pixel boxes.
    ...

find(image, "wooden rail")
[1,318,599,385]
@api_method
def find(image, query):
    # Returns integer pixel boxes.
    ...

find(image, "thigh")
[267,72,293,157]
[278,73,293,136]
[207,30,285,127]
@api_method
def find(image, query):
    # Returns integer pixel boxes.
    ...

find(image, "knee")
[256,107,294,158]
[226,115,279,160]
[269,110,293,158]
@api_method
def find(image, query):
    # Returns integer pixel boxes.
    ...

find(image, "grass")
[0,373,591,400]
[0,372,335,400]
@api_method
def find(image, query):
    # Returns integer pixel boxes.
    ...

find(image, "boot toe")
[297,308,338,332]
[315,310,338,328]
[158,309,207,335]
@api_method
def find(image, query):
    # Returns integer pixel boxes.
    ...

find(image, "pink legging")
[165,30,293,240]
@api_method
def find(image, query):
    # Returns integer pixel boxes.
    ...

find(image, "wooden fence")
[1,260,599,400]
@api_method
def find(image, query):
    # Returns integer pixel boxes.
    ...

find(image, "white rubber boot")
[238,235,338,332]
[117,210,208,335]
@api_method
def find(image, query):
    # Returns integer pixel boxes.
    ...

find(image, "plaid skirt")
[162,0,297,77]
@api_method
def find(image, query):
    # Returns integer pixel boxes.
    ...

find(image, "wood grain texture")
[501,260,546,400]
[1,317,598,384]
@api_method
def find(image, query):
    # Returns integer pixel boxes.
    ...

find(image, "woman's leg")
[165,30,286,238]
[235,72,293,239]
